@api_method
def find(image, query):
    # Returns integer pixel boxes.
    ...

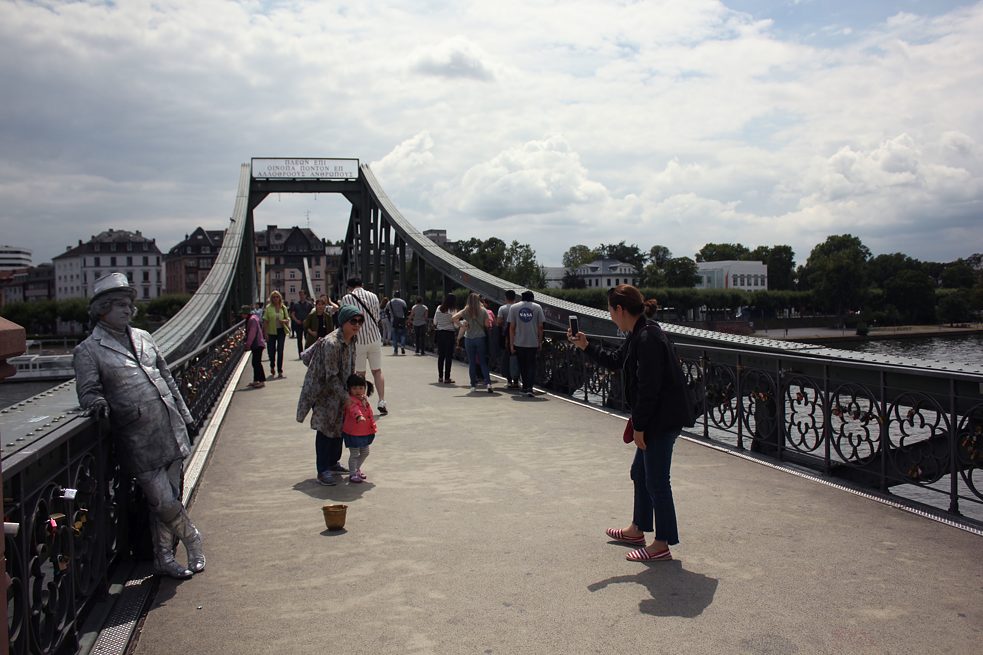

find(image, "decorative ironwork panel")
[783,376,827,456]
[829,383,881,466]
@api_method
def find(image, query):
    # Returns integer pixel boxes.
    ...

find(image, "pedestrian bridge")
[1,159,982,654]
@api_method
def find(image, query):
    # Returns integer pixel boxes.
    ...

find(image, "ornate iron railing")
[536,329,983,528]
[2,323,245,654]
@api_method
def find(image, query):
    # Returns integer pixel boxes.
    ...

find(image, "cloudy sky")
[1,0,981,269]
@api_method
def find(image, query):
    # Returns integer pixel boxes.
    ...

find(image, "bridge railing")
[536,328,983,528]
[2,324,245,655]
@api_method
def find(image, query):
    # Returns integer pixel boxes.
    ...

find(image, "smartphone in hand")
[569,315,579,336]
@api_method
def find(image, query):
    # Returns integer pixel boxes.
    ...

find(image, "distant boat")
[7,354,75,382]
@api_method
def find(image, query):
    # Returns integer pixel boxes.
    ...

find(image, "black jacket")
[585,316,689,434]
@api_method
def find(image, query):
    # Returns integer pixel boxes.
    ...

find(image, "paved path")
[133,350,982,655]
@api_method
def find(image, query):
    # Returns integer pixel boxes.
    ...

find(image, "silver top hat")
[92,272,136,301]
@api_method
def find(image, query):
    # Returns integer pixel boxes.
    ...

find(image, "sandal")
[626,547,672,562]
[605,528,646,545]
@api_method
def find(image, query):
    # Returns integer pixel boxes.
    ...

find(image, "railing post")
[879,371,888,492]
[948,379,960,515]
[823,364,831,474]
[735,357,744,450]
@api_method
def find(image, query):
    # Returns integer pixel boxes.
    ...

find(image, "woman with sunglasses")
[567,284,690,562]
[297,304,365,486]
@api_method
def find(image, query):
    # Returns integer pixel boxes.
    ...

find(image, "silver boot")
[169,511,206,574]
[152,520,192,579]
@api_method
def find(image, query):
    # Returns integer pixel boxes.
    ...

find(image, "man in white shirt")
[340,277,389,415]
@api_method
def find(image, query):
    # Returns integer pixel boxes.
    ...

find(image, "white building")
[0,245,31,271]
[574,259,639,288]
[696,260,768,290]
[53,229,164,300]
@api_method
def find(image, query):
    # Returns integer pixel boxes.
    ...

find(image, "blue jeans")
[392,324,407,353]
[315,430,343,475]
[464,336,490,386]
[630,429,680,545]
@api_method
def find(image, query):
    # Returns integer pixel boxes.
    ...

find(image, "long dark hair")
[608,284,659,318]
[346,373,374,397]
[438,293,457,313]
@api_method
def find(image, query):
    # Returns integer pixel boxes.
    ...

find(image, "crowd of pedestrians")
[251,281,688,563]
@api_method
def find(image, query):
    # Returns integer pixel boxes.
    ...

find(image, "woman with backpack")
[567,284,690,562]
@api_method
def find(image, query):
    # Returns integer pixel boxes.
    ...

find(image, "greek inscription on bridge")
[251,157,359,180]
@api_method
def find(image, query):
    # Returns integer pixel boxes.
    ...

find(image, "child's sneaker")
[356,469,367,480]
[349,472,364,483]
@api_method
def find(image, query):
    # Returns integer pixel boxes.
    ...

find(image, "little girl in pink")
[342,374,378,483]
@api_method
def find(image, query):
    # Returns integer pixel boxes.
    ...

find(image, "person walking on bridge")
[289,289,314,359]
[410,296,429,355]
[567,284,689,562]
[341,277,389,415]
[388,290,408,355]
[263,290,290,378]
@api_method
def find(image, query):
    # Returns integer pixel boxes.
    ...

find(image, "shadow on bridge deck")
[132,351,981,654]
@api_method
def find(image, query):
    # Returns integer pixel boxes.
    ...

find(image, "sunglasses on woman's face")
[350,317,365,325]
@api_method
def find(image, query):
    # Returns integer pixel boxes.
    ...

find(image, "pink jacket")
[245,314,266,349]
[342,396,377,436]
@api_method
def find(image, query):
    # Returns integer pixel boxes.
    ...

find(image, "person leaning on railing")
[567,284,690,562]
[74,272,206,579]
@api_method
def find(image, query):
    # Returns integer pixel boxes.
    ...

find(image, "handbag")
[622,418,634,444]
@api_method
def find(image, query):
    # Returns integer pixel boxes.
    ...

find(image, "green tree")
[754,245,796,290]
[695,243,750,262]
[867,253,921,289]
[502,241,546,288]
[561,271,586,289]
[561,245,599,269]
[665,257,699,288]
[883,269,936,324]
[936,290,972,325]
[648,245,672,270]
[641,262,668,288]
[799,234,871,316]
[941,260,976,289]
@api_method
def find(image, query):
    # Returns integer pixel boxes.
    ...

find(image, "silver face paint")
[101,296,135,331]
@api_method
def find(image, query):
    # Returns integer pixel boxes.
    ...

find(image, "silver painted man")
[73,273,205,579]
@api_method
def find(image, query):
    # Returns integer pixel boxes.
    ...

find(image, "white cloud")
[0,0,981,270]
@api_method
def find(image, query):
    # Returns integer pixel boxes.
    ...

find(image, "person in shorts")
[340,277,389,415]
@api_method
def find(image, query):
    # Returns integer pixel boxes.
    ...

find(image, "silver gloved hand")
[87,399,110,419]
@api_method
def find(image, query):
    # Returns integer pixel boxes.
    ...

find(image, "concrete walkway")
[133,350,982,655]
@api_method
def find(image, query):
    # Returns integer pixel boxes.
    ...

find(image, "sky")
[1,0,981,269]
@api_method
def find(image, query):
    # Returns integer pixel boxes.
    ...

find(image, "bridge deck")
[133,351,981,655]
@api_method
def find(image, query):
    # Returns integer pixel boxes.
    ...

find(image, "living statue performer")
[73,272,205,579]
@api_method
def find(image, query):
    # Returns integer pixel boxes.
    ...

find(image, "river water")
[827,332,983,367]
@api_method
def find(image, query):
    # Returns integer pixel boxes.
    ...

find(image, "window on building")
[199,259,211,268]
[202,246,210,254]
[289,271,296,279]
[126,256,132,266]
[110,243,117,252]
[143,286,149,299]
[94,243,100,252]
[143,256,148,265]
[126,271,133,282]
[289,285,296,294]
[94,256,100,266]
[143,271,150,282]
[126,243,133,252]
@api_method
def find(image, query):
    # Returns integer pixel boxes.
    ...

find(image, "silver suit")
[74,323,204,578]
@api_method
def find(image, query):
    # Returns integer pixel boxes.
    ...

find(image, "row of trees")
[441,234,980,325]
[0,295,190,335]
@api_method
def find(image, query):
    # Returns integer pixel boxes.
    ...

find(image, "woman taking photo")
[567,284,689,562]
[263,290,290,378]
[432,293,458,384]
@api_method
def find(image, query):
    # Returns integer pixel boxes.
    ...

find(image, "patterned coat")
[73,325,193,473]
[296,328,355,436]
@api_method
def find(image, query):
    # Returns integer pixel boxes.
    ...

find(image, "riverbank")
[752,323,983,343]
